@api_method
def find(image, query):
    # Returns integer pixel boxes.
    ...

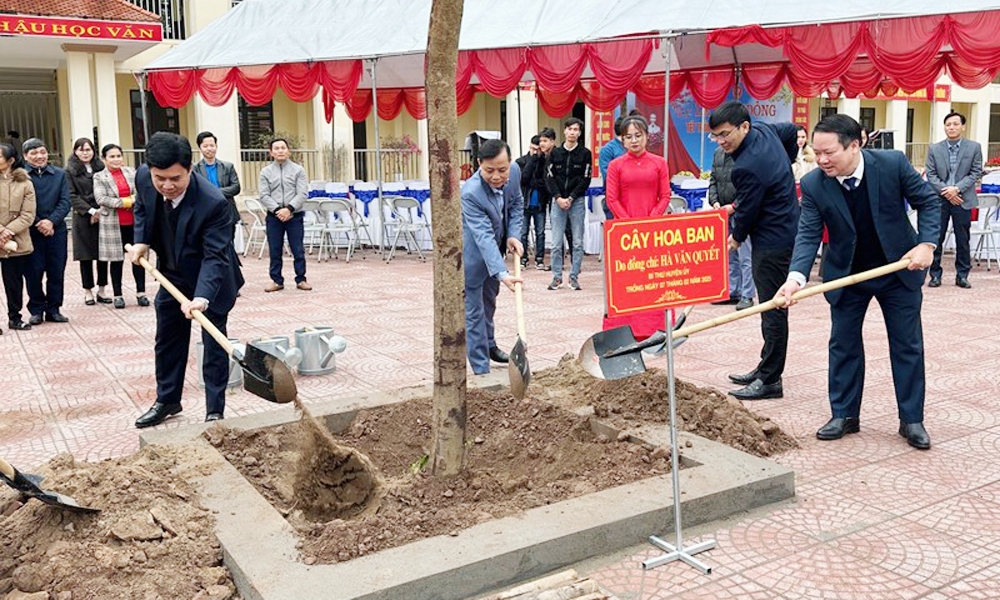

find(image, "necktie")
[164,199,174,213]
[843,177,858,191]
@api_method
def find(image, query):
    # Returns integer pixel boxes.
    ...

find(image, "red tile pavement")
[1,245,998,598]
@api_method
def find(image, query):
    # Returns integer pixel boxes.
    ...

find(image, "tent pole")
[370,58,386,256]
[662,35,671,165]
[139,72,150,154]
[516,86,523,157]
[330,96,337,181]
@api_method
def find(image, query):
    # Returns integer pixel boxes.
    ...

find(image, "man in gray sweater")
[258,138,310,291]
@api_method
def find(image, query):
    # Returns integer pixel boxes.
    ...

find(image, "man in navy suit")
[777,114,940,449]
[462,139,524,375]
[129,132,245,427]
[925,111,983,288]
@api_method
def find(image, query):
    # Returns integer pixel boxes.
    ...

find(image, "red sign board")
[872,84,951,103]
[604,212,729,317]
[0,15,163,42]
[591,111,614,174]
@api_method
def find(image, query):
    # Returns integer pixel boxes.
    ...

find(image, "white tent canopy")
[145,0,997,74]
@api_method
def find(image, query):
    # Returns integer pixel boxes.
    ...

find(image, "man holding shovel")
[462,139,524,375]
[129,133,245,427]
[776,114,940,449]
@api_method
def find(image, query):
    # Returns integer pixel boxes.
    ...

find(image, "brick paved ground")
[1,244,998,597]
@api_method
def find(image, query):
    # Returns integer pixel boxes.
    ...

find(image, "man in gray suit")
[926,111,983,288]
[194,131,242,235]
[462,139,524,375]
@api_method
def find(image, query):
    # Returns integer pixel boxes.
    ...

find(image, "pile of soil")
[0,447,239,600]
[535,355,797,457]
[206,388,673,564]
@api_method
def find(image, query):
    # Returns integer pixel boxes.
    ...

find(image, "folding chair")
[242,198,269,259]
[668,195,688,214]
[971,194,1000,271]
[317,198,357,262]
[385,196,431,262]
[301,199,326,256]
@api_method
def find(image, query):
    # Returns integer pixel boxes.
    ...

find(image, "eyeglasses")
[623,133,645,141]
[708,127,740,142]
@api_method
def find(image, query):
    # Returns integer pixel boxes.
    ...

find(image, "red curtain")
[150,12,1000,117]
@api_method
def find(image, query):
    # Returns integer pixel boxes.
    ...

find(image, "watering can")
[294,326,347,375]
[250,336,304,370]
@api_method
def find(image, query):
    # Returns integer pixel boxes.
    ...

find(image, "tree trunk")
[426,0,466,476]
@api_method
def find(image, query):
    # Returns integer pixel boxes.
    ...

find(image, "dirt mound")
[537,355,797,457]
[207,388,673,564]
[0,447,238,600]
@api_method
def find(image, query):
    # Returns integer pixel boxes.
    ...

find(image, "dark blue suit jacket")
[791,149,941,304]
[729,122,800,249]
[134,164,243,313]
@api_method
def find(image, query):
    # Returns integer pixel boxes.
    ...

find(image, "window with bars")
[125,0,186,40]
[238,96,275,147]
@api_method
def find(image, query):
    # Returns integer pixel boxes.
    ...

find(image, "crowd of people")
[462,103,983,453]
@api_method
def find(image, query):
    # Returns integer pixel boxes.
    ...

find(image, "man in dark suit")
[193,131,242,236]
[708,101,799,400]
[777,114,940,450]
[129,132,245,427]
[462,139,524,375]
[925,111,983,288]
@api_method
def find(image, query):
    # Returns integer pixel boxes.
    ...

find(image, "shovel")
[508,254,530,400]
[126,244,297,404]
[579,258,911,380]
[577,305,692,381]
[0,457,99,513]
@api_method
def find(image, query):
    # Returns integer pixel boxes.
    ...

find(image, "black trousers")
[1,255,29,321]
[26,226,67,317]
[930,200,972,280]
[154,283,229,415]
[751,246,792,384]
[109,225,146,296]
[79,260,108,290]
[828,274,925,423]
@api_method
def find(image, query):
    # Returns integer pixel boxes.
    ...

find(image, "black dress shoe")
[137,296,150,307]
[205,412,224,422]
[729,378,783,400]
[7,319,31,331]
[956,277,971,289]
[816,417,860,440]
[899,421,931,449]
[96,294,113,304]
[927,276,941,288]
[489,347,509,363]
[28,314,43,326]
[135,402,183,428]
[45,312,69,323]
[113,297,125,309]
[727,370,759,385]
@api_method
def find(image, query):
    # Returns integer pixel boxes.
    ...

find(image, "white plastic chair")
[971,194,1000,271]
[384,196,430,262]
[352,182,382,251]
[317,198,357,262]
[242,197,269,259]
[301,199,326,256]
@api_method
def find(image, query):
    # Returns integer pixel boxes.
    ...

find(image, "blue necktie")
[843,177,858,191]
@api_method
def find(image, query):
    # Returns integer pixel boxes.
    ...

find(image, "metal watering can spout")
[272,338,304,368]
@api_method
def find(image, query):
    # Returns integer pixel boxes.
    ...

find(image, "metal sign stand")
[642,308,716,574]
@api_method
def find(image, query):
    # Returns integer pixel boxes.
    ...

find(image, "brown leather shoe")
[264,282,284,292]
[296,281,313,291]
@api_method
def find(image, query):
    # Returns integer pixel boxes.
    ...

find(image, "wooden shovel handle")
[0,457,16,480]
[513,253,527,345]
[125,244,235,356]
[673,258,911,339]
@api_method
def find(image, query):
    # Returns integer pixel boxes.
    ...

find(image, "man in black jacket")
[708,101,799,400]
[22,137,71,325]
[545,118,592,290]
[515,134,553,270]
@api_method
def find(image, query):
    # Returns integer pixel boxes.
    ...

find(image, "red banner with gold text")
[0,15,162,42]
[604,212,729,316]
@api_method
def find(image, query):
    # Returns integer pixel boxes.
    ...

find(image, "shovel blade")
[1,467,100,513]
[577,326,649,381]
[239,344,297,404]
[508,337,531,400]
